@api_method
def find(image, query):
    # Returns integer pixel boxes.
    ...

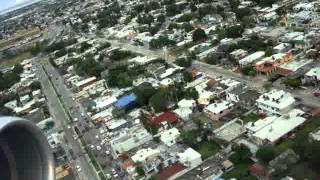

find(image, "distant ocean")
[0,0,42,15]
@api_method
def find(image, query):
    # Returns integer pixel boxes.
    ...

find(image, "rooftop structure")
[239,51,265,67]
[204,101,234,120]
[177,148,202,168]
[114,94,137,110]
[160,128,181,147]
[131,148,160,163]
[256,90,295,116]
[249,109,306,145]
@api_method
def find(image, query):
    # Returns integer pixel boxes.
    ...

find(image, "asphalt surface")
[34,57,100,180]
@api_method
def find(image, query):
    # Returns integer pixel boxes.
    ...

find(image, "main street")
[38,56,121,179]
[34,57,100,180]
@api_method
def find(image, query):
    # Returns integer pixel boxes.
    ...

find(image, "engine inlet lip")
[0,116,55,180]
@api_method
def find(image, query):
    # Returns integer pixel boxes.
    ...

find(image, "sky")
[0,0,31,11]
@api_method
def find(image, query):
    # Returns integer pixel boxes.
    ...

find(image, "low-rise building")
[110,125,153,157]
[247,109,306,145]
[177,148,202,168]
[239,51,265,67]
[256,90,295,116]
[131,148,160,163]
[160,128,181,147]
[255,53,293,75]
[304,67,320,84]
[204,101,234,121]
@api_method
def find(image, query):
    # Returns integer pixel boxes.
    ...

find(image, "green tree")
[13,64,23,74]
[30,81,41,90]
[265,46,274,56]
[117,72,132,88]
[135,162,145,176]
[183,71,193,82]
[187,87,199,100]
[45,121,55,130]
[157,14,166,24]
[175,57,192,67]
[133,83,157,106]
[150,91,168,113]
[241,66,256,76]
[282,78,301,88]
[181,130,201,147]
[192,28,207,42]
[225,25,244,38]
[256,145,276,163]
[230,144,252,164]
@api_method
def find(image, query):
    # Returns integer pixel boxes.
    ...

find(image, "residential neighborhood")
[1,0,320,180]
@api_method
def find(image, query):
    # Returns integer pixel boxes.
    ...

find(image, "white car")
[106,174,112,179]
[67,125,71,129]
[106,150,110,155]
[113,174,118,178]
[90,145,95,149]
[112,169,116,174]
[76,165,81,172]
[74,118,78,122]
[96,146,102,151]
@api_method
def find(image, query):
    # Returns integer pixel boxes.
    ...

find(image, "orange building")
[255,52,293,75]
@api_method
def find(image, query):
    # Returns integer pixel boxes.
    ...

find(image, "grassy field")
[0,52,33,66]
[222,162,257,180]
[195,141,220,159]
[240,113,260,124]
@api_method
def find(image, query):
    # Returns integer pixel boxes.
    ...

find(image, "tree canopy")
[256,145,276,163]
[192,28,207,42]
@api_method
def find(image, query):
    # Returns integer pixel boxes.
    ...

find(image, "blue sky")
[0,0,30,11]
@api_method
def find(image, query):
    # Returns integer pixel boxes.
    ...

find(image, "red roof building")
[157,163,186,180]
[249,163,270,179]
[152,111,179,127]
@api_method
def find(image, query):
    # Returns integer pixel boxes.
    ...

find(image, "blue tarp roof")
[114,94,137,108]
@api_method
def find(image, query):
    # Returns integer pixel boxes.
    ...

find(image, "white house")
[110,125,153,157]
[204,101,234,120]
[177,148,202,168]
[131,148,160,163]
[304,67,320,84]
[160,128,181,147]
[247,109,306,145]
[239,51,265,67]
[256,90,295,116]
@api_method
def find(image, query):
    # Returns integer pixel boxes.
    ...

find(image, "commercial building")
[110,125,153,157]
[247,109,306,145]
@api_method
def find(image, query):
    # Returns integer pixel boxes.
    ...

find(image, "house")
[277,59,312,76]
[160,128,181,147]
[255,53,293,75]
[204,101,234,121]
[110,125,153,157]
[92,96,117,111]
[256,89,295,116]
[249,163,271,179]
[131,148,160,163]
[173,99,196,121]
[151,111,179,127]
[239,51,265,67]
[227,89,260,108]
[230,49,248,61]
[114,94,137,110]
[74,76,96,91]
[177,148,202,168]
[273,43,291,54]
[248,109,306,145]
[304,67,320,84]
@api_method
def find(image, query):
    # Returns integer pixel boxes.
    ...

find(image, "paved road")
[34,58,100,180]
[39,57,123,179]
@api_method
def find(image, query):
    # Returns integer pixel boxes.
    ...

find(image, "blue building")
[114,94,137,110]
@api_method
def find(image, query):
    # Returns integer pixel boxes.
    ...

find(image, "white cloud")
[15,0,29,4]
